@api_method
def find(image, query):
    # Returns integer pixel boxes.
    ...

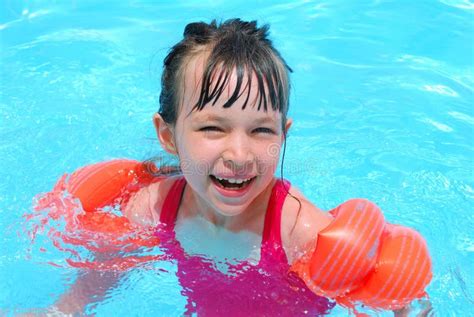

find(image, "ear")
[282,117,293,141]
[153,113,177,155]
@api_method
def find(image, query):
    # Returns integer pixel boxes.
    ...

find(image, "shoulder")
[280,183,333,264]
[122,176,180,228]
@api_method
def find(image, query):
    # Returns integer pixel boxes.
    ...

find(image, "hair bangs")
[192,46,289,117]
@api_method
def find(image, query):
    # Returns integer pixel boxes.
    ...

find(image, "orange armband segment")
[30,159,166,270]
[344,224,432,310]
[62,159,159,248]
[292,199,385,298]
[66,159,154,212]
[291,198,432,310]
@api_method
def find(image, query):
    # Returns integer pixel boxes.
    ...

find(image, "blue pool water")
[1,0,473,315]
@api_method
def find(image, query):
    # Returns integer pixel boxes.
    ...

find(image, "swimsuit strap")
[260,178,291,264]
[159,177,186,229]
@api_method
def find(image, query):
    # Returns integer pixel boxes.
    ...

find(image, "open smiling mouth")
[210,175,256,190]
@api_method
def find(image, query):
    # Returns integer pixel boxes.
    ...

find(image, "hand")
[16,306,71,317]
[393,299,433,317]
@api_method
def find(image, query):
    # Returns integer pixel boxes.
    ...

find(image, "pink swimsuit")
[155,177,334,316]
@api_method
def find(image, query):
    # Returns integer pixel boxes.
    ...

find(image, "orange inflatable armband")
[68,159,160,247]
[66,159,154,213]
[291,199,432,310]
[29,159,165,270]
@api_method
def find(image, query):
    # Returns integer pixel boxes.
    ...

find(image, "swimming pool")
[1,0,473,315]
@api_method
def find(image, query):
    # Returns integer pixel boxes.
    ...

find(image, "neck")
[181,179,276,232]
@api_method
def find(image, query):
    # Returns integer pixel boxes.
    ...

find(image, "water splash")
[23,173,162,272]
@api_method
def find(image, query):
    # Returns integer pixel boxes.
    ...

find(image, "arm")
[122,177,176,227]
[280,186,333,264]
[23,161,169,315]
[43,183,170,315]
[19,253,123,316]
[54,263,123,314]
[53,178,178,313]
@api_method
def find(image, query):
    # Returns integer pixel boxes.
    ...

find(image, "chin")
[213,203,248,217]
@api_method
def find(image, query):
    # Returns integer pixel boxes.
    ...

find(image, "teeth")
[215,176,252,184]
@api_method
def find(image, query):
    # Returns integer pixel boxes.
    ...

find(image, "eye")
[199,126,223,132]
[253,127,275,134]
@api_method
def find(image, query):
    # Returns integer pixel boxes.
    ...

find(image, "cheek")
[259,141,281,160]
[256,142,281,174]
[177,137,218,176]
[182,138,219,160]
[176,130,204,156]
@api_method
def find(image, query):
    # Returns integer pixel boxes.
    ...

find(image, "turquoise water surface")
[1,0,473,316]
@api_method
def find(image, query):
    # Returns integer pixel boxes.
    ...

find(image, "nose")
[222,133,255,170]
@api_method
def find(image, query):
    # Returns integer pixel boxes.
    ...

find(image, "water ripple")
[448,111,474,125]
[422,84,459,97]
[439,0,474,10]
[314,55,376,69]
[396,54,473,92]
[419,118,454,132]
[0,8,53,30]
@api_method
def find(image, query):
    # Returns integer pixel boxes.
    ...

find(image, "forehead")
[179,52,281,121]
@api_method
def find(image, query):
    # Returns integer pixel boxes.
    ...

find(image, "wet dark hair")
[158,18,292,130]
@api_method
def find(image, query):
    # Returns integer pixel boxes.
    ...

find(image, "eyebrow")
[194,114,277,125]
[194,114,227,123]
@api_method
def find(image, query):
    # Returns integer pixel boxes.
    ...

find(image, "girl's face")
[157,53,291,217]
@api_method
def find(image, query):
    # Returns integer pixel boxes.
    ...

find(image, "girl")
[123,18,336,315]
